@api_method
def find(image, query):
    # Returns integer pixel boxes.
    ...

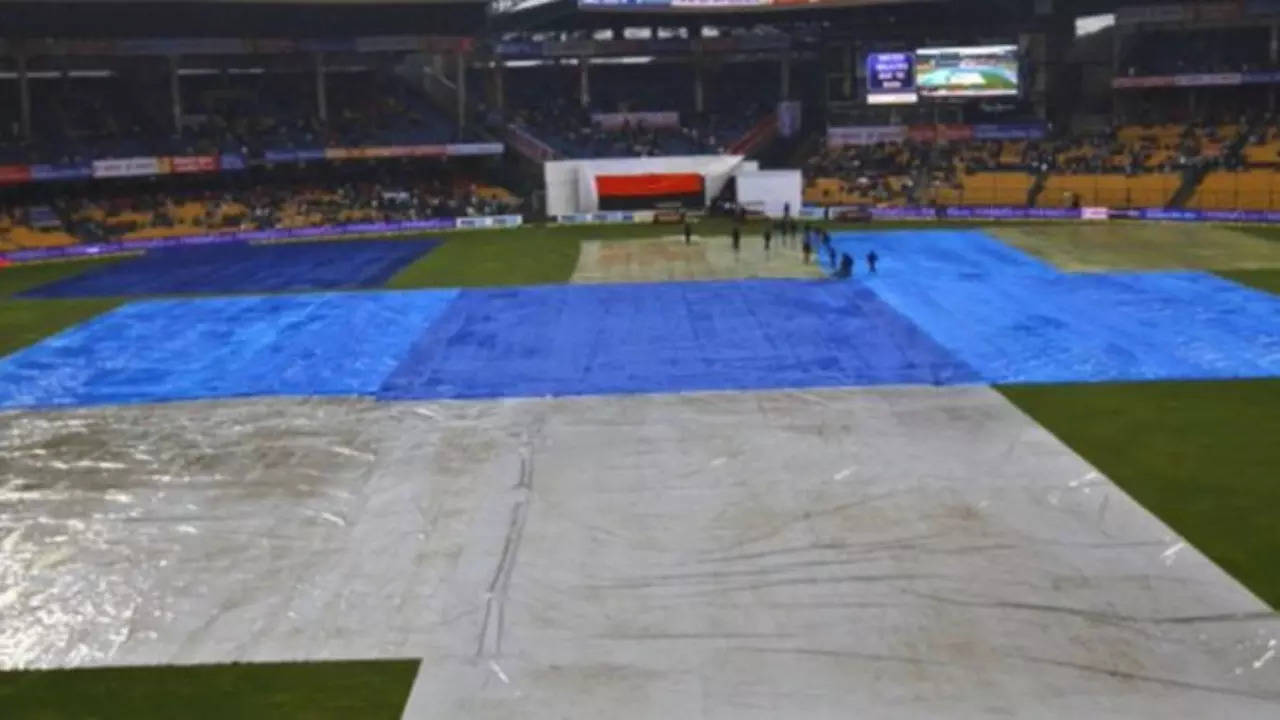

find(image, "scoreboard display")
[917,45,1020,98]
[866,52,917,105]
[866,44,1020,104]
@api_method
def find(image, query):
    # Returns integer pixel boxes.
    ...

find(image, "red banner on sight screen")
[596,173,703,198]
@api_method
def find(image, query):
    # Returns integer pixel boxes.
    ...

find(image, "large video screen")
[916,45,1019,98]
[866,52,917,105]
[577,0,924,10]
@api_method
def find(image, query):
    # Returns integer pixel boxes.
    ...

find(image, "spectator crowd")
[492,62,781,159]
[1,69,477,166]
[2,167,521,251]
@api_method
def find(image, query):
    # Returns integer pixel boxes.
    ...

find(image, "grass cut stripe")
[0,258,124,298]
[0,298,123,358]
[999,379,1280,609]
[1216,268,1280,295]
[386,230,581,288]
[991,223,1280,271]
[0,659,419,720]
[1232,225,1280,244]
[1,258,127,358]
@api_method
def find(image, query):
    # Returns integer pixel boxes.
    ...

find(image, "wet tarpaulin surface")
[0,280,976,409]
[829,230,1280,384]
[4,250,1279,409]
[0,290,458,409]
[378,279,978,400]
[2,389,1276,718]
[17,239,437,298]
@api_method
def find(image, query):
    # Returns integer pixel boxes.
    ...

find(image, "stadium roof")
[0,1,1175,40]
[489,0,1137,33]
[0,1,488,38]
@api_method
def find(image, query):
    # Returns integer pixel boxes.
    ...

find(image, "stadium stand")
[0,75,161,164]
[1118,26,1273,76]
[1038,171,1179,209]
[0,67,474,165]
[508,98,724,159]
[799,117,1266,210]
[498,58,783,159]
[1190,169,1280,210]
[803,136,1039,208]
[1184,122,1280,210]
[0,165,520,248]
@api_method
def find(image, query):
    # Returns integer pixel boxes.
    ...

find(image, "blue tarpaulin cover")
[2,229,1278,410]
[18,239,437,298]
[826,230,1280,383]
[378,279,977,401]
[0,290,458,408]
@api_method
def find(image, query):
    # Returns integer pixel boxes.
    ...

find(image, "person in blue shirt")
[836,253,854,278]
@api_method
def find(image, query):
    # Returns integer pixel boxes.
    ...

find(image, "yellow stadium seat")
[804,177,846,205]
[953,172,1032,206]
[9,227,78,248]
[1126,173,1179,207]
[1041,176,1096,208]
[1190,170,1280,210]
[1039,172,1179,208]
[172,202,208,223]
[475,185,520,205]
[73,206,106,223]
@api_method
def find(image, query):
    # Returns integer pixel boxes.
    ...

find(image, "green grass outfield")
[2,221,1279,717]
[999,380,1280,609]
[1219,268,1280,295]
[0,258,125,358]
[0,660,418,720]
[993,222,1280,271]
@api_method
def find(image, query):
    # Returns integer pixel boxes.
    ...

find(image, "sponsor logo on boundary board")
[554,211,658,224]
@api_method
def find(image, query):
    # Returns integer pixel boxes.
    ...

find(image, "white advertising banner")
[1115,3,1192,25]
[826,125,907,148]
[454,214,524,229]
[92,156,163,178]
[1173,73,1242,87]
[591,112,680,131]
[444,142,505,156]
